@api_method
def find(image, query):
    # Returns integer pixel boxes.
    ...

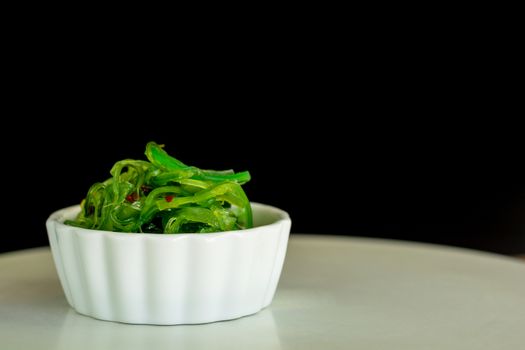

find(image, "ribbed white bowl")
[46,203,291,325]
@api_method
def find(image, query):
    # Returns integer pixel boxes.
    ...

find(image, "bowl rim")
[47,202,291,240]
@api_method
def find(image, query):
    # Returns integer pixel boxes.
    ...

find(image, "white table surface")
[1,235,525,350]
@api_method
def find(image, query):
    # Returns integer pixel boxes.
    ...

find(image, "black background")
[2,43,524,255]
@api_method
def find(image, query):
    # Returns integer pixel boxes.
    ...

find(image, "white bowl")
[46,203,291,325]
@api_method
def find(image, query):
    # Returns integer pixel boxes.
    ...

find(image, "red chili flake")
[165,195,174,202]
[126,193,140,202]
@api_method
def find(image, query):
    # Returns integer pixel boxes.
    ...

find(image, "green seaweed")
[65,142,252,233]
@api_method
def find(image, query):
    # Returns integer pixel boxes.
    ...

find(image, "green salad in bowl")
[66,141,252,234]
[47,142,291,325]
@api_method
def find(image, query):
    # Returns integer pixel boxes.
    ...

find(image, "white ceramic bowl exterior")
[46,203,291,325]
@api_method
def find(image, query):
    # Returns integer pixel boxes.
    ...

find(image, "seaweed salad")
[65,142,252,234]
